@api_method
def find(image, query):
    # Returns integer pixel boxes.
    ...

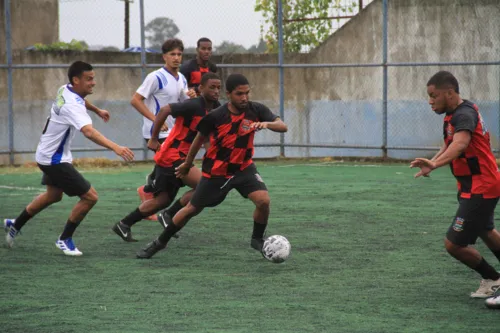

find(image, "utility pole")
[118,0,133,49]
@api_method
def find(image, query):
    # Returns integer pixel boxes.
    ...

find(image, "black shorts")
[38,163,91,197]
[190,164,267,208]
[151,162,185,201]
[144,137,166,152]
[446,195,499,246]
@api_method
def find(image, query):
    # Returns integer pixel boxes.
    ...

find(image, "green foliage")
[32,39,89,52]
[145,17,179,50]
[214,41,248,55]
[255,0,358,52]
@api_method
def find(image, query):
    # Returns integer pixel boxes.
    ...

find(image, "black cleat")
[136,239,166,259]
[250,237,265,252]
[112,222,138,242]
[157,211,179,238]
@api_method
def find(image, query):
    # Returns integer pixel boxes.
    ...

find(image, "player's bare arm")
[410,130,471,176]
[85,99,110,122]
[148,105,173,151]
[81,124,134,161]
[175,132,206,178]
[131,93,168,131]
[251,118,288,133]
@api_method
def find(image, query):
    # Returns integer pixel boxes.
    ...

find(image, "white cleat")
[4,219,17,248]
[55,238,83,256]
[470,278,500,298]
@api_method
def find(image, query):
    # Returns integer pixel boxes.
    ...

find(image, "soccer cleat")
[250,237,265,252]
[4,219,18,248]
[136,239,166,259]
[55,238,83,256]
[157,211,179,238]
[470,278,500,298]
[137,186,157,221]
[485,290,500,309]
[112,222,138,242]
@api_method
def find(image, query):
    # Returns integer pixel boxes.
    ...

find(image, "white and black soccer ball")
[262,235,291,263]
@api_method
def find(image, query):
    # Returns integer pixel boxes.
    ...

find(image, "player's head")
[226,74,250,110]
[196,37,212,62]
[426,71,460,114]
[199,72,221,102]
[67,61,95,96]
[162,38,184,70]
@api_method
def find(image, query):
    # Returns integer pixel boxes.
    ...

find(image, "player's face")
[73,70,96,96]
[228,85,250,110]
[200,79,221,102]
[427,84,450,115]
[197,42,212,62]
[163,48,183,70]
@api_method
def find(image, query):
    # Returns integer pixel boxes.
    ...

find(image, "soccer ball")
[262,235,291,263]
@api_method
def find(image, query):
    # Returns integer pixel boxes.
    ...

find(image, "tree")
[255,0,358,53]
[214,41,247,55]
[145,17,180,50]
[247,39,268,53]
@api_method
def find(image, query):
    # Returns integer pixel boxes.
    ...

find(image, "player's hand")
[250,122,268,131]
[147,138,160,152]
[115,146,134,162]
[186,89,196,99]
[410,158,436,178]
[175,162,192,178]
[97,109,110,122]
[160,123,169,132]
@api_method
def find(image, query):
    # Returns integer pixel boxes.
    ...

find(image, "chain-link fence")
[1,0,499,165]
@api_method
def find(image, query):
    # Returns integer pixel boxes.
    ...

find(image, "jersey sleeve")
[196,113,216,137]
[62,103,92,130]
[170,100,198,118]
[452,106,478,133]
[210,63,217,73]
[136,73,159,99]
[255,102,279,122]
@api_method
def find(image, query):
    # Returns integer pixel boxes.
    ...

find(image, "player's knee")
[48,192,63,203]
[82,188,99,205]
[444,238,462,255]
[254,196,270,211]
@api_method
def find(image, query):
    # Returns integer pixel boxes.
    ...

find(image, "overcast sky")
[59,0,266,49]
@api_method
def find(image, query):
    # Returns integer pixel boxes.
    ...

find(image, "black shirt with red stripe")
[443,100,500,198]
[180,59,217,93]
[196,102,278,178]
[155,97,220,167]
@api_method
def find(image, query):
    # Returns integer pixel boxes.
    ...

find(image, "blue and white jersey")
[136,67,189,139]
[35,84,92,165]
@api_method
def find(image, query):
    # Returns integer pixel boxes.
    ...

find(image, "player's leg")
[136,176,228,259]
[445,196,500,298]
[5,184,63,248]
[157,166,202,228]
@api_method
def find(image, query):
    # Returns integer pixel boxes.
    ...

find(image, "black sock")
[474,258,500,280]
[492,249,500,263]
[59,220,81,240]
[13,209,32,231]
[165,199,183,217]
[158,222,181,245]
[252,221,267,239]
[121,208,147,227]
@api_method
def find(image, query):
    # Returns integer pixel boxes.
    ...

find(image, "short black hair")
[200,72,220,86]
[197,37,212,48]
[226,74,249,93]
[427,71,459,93]
[162,38,184,54]
[68,61,93,84]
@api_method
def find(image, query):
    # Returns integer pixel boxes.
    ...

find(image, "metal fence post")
[277,0,285,157]
[382,0,388,159]
[5,0,14,165]
[139,0,148,161]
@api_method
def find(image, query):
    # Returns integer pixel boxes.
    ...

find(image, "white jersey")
[35,84,92,165]
[136,67,189,139]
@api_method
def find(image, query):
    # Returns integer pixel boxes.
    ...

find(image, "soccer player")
[180,37,217,95]
[136,73,288,259]
[131,38,195,220]
[410,71,500,298]
[3,61,134,256]
[111,73,221,242]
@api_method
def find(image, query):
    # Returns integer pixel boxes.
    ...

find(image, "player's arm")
[81,124,134,161]
[85,99,110,122]
[257,118,288,132]
[147,104,173,151]
[431,143,447,161]
[131,92,168,131]
[175,132,206,178]
[251,103,288,132]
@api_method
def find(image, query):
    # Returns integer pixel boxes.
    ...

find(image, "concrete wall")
[1,0,499,164]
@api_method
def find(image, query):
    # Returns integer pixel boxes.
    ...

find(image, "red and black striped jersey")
[180,59,217,93]
[155,97,220,167]
[196,102,278,178]
[443,100,500,198]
